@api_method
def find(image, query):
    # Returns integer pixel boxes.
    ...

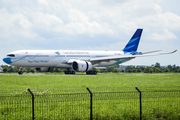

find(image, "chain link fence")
[0,88,180,120]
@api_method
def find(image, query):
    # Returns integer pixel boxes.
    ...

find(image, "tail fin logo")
[123,29,143,52]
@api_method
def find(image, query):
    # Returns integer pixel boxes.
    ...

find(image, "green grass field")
[0,73,180,119]
[0,73,180,93]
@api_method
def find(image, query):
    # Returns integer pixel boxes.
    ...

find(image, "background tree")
[137,68,142,73]
[54,68,60,72]
[22,68,28,72]
[178,68,180,73]
[154,67,161,73]
[13,67,19,72]
[154,62,161,68]
[2,66,8,73]
[7,66,14,72]
[29,68,36,73]
[149,67,154,73]
[167,65,172,72]
[164,68,170,73]
[132,69,137,73]
[126,66,135,73]
[139,67,144,72]
[92,67,100,72]
[172,64,177,72]
[113,68,119,73]
[144,67,149,73]
[1,62,180,73]
[106,66,114,72]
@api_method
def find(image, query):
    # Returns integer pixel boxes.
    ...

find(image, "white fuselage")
[6,50,129,68]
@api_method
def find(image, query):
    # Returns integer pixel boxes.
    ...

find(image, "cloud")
[65,9,114,36]
[0,7,38,39]
[152,29,177,40]
[0,0,180,65]
[1,0,180,40]
[38,0,48,7]
[32,12,64,29]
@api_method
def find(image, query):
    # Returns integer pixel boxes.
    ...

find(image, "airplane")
[3,29,177,75]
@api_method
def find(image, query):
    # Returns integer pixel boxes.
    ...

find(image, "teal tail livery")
[123,29,143,53]
[3,29,177,75]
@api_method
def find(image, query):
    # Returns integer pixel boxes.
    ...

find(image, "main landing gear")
[64,71,75,74]
[64,68,75,74]
[64,70,97,75]
[86,71,97,75]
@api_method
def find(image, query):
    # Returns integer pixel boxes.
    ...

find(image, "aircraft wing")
[138,50,162,55]
[65,50,177,65]
[89,50,177,65]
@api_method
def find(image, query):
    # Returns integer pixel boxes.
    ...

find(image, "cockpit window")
[7,54,15,57]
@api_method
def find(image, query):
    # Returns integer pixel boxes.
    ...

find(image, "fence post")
[28,89,35,120]
[86,87,93,120]
[135,87,142,120]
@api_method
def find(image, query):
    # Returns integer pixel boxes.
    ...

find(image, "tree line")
[105,62,180,73]
[1,62,180,73]
[93,63,180,73]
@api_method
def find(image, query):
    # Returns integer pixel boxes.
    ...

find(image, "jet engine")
[35,67,54,72]
[72,60,92,72]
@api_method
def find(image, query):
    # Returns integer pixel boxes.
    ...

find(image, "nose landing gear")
[18,67,23,75]
[18,71,23,75]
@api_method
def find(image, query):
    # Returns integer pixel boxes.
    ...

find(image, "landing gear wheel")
[64,71,76,75]
[86,71,97,75]
[18,71,23,75]
[94,71,97,75]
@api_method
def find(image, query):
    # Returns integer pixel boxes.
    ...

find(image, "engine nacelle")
[72,60,92,72]
[35,67,54,72]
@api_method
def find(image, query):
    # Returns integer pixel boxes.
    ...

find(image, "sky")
[0,0,180,66]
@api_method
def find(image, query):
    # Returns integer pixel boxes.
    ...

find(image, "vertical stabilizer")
[123,29,143,52]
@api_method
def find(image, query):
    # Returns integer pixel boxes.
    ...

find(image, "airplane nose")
[3,58,12,64]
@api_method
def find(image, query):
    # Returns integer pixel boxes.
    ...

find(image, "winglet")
[159,50,177,55]
[123,29,143,52]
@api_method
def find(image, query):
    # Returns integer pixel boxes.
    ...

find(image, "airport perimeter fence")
[0,88,180,120]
